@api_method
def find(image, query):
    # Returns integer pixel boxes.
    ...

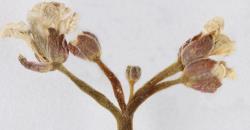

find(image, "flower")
[126,65,142,84]
[0,2,79,72]
[179,17,236,93]
[68,32,101,61]
[179,17,235,66]
[183,59,235,93]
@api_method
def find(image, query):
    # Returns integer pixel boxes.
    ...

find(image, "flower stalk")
[126,65,141,101]
[57,65,122,119]
[94,58,127,112]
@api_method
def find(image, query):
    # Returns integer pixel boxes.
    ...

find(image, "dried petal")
[210,61,227,80]
[59,12,79,34]
[210,34,235,56]
[18,54,55,73]
[0,22,32,43]
[203,17,224,35]
[28,2,78,34]
[225,68,236,79]
[212,61,236,79]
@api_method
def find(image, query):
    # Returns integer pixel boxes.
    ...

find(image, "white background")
[0,0,250,130]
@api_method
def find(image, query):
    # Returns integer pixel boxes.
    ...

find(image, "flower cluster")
[0,2,237,129]
[0,2,235,93]
[179,17,235,93]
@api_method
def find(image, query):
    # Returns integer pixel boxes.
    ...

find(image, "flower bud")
[126,65,141,83]
[68,32,101,61]
[183,59,234,93]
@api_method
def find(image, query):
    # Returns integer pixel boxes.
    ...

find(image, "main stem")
[116,79,182,130]
[117,113,133,130]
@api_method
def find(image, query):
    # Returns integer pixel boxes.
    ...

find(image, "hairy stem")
[57,65,122,119]
[95,58,127,112]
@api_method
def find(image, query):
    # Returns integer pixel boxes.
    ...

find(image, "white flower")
[0,2,79,72]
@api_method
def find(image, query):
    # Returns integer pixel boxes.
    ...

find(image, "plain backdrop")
[0,0,250,130]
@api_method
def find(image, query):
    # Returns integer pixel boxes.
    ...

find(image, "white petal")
[211,62,227,80]
[0,22,32,43]
[59,12,79,34]
[211,61,236,80]
[27,2,78,35]
[211,34,235,56]
[203,17,224,35]
[226,68,236,79]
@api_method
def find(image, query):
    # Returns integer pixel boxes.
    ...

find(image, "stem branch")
[57,65,121,119]
[127,61,183,114]
[95,58,127,112]
[127,78,183,115]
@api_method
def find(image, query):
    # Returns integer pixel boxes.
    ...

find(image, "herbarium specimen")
[0,2,235,130]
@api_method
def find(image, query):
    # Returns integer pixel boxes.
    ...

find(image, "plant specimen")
[0,2,235,130]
